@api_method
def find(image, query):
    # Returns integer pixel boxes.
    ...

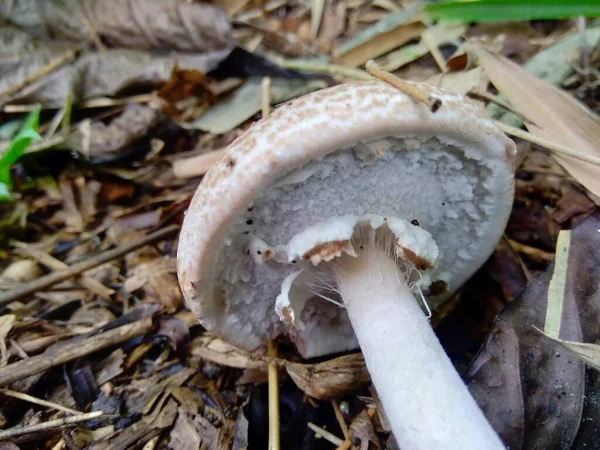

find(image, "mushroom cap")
[177,80,516,357]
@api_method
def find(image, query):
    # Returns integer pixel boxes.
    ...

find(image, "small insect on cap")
[177,80,516,358]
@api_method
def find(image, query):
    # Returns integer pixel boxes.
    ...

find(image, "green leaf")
[0,105,42,200]
[424,0,600,23]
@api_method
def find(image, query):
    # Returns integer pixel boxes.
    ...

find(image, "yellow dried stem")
[366,60,442,113]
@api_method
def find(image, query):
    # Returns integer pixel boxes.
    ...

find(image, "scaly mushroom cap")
[177,80,516,357]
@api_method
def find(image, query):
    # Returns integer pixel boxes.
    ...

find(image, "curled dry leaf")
[0,0,233,52]
[466,210,600,448]
[470,43,600,200]
[107,225,181,313]
[67,103,162,161]
[285,353,370,400]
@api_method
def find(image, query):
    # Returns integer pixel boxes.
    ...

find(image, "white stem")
[335,247,504,450]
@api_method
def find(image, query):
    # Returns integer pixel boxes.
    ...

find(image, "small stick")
[79,13,107,52]
[267,340,280,450]
[331,399,349,439]
[262,77,272,119]
[13,244,114,299]
[0,411,103,440]
[366,60,442,113]
[0,388,81,415]
[0,43,87,102]
[468,91,537,126]
[0,317,153,386]
[335,440,352,450]
[307,422,345,447]
[263,76,280,450]
[0,225,179,306]
[172,149,226,179]
[496,121,600,167]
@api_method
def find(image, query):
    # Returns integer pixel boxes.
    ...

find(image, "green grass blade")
[0,105,42,201]
[425,0,600,23]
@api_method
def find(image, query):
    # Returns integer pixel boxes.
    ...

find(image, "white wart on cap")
[177,80,515,358]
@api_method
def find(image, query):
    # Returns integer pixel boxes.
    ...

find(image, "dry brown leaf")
[425,67,488,96]
[349,410,381,450]
[471,44,600,199]
[107,225,182,312]
[190,335,267,370]
[169,408,202,450]
[1,0,233,53]
[67,103,162,160]
[0,259,41,283]
[0,315,16,367]
[318,1,346,43]
[334,20,425,67]
[285,353,370,400]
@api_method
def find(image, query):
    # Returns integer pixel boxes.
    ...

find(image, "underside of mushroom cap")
[177,80,516,358]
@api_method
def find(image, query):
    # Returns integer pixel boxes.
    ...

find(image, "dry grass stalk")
[366,60,442,112]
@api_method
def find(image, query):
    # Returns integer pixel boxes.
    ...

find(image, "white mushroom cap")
[177,80,515,358]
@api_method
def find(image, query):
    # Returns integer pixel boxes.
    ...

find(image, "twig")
[0,388,81,415]
[496,122,600,167]
[268,55,371,80]
[307,422,345,447]
[468,91,537,126]
[335,440,352,450]
[0,317,153,386]
[3,93,153,113]
[13,243,114,299]
[331,399,349,439]
[268,339,280,450]
[172,149,226,179]
[0,411,103,440]
[505,238,555,263]
[0,225,179,306]
[0,43,87,102]
[366,60,442,112]
[262,77,272,119]
[263,76,280,450]
[79,13,107,51]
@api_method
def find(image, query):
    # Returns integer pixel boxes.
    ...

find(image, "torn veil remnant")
[178,79,515,450]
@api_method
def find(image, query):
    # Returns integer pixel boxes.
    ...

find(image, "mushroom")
[177,80,515,449]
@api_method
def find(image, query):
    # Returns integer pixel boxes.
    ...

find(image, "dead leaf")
[378,22,467,72]
[232,408,249,450]
[466,210,600,448]
[425,67,488,96]
[186,78,327,134]
[0,259,40,283]
[349,410,381,450]
[190,335,267,371]
[67,103,162,161]
[333,6,425,68]
[157,66,215,120]
[169,408,202,450]
[318,1,346,43]
[471,44,600,199]
[1,0,233,53]
[108,225,181,312]
[537,331,600,372]
[286,353,370,400]
[1,45,232,108]
[0,315,16,367]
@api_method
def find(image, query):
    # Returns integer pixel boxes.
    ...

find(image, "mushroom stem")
[335,247,503,450]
